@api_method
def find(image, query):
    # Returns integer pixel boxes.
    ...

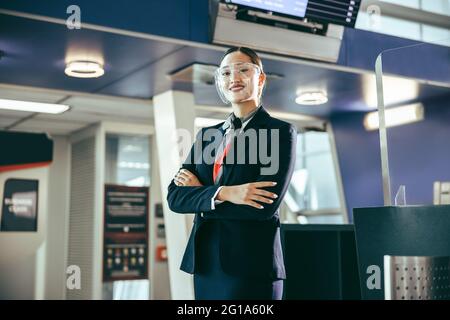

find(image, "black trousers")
[193,221,283,300]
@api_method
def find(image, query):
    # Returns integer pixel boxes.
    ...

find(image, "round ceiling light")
[65,60,104,78]
[295,91,328,105]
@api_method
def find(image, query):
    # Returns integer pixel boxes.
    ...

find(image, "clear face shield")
[214,62,262,104]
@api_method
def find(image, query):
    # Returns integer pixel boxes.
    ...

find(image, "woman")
[167,47,297,300]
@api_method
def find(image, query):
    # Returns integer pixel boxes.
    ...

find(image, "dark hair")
[220,46,263,71]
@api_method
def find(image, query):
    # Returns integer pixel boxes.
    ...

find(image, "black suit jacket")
[167,106,297,279]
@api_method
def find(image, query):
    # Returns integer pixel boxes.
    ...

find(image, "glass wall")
[375,39,450,206]
[356,0,450,47]
[103,133,151,300]
[105,134,151,186]
[285,130,344,224]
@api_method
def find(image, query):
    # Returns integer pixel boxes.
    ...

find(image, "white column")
[153,91,196,300]
[45,136,71,299]
[149,136,171,300]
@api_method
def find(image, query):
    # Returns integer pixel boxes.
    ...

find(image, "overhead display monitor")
[230,0,309,19]
[225,0,361,28]
[305,0,361,27]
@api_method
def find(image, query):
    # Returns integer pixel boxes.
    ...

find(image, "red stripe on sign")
[0,161,52,173]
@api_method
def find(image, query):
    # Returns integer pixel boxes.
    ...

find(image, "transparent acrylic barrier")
[376,38,450,206]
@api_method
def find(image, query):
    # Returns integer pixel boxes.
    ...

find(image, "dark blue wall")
[386,94,450,204]
[0,0,210,42]
[331,93,450,222]
[331,112,384,222]
[337,28,419,71]
[338,27,449,80]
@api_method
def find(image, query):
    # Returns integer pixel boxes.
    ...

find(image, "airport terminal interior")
[0,0,449,300]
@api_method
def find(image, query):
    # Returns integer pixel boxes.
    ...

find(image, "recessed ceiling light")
[363,103,424,131]
[65,60,104,78]
[295,91,328,105]
[0,98,70,114]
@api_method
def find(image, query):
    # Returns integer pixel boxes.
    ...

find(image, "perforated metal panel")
[384,256,450,300]
[66,137,96,299]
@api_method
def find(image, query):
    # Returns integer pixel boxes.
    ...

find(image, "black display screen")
[103,184,149,281]
[1,179,38,232]
[104,184,148,233]
[227,0,361,28]
[231,0,309,18]
[305,0,361,28]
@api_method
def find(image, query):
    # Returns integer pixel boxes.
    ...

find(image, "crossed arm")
[166,128,222,213]
[166,124,297,221]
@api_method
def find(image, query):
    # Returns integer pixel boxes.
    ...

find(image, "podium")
[281,224,361,300]
[353,205,450,300]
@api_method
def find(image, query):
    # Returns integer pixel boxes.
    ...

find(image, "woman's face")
[218,51,265,104]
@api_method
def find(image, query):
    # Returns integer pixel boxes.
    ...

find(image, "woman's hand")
[217,182,278,209]
[174,169,203,187]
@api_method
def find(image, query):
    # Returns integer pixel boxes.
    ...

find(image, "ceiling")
[1,11,449,135]
[0,84,153,135]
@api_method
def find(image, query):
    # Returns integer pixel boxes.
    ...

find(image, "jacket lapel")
[199,124,226,185]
